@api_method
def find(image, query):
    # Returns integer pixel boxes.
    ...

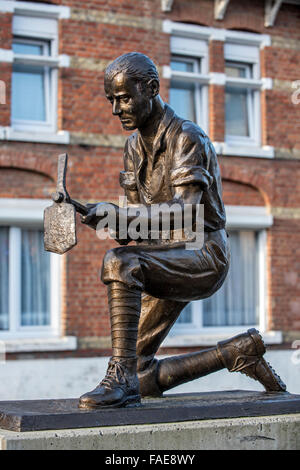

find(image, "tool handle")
[70,198,89,216]
[52,153,70,204]
[51,153,89,216]
[51,193,89,215]
[56,153,68,199]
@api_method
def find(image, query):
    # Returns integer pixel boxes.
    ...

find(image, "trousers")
[101,228,229,371]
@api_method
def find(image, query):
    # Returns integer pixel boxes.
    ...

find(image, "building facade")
[0,0,299,398]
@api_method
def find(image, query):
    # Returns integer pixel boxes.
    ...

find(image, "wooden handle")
[70,198,89,216]
[56,153,68,200]
[51,153,89,216]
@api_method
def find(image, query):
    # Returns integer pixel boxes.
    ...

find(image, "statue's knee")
[137,356,152,373]
[137,358,162,397]
[102,247,128,272]
[101,247,143,290]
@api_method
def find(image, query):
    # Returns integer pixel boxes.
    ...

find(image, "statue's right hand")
[80,202,114,229]
[80,203,99,228]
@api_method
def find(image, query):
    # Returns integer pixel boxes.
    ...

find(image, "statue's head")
[104,52,160,130]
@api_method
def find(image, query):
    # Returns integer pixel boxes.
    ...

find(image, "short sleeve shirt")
[119,104,226,232]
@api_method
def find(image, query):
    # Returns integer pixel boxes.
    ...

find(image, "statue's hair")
[104,52,159,87]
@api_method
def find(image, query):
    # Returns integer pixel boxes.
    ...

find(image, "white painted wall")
[0,350,299,401]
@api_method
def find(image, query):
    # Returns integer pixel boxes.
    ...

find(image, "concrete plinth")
[0,391,299,450]
[0,390,300,432]
[0,414,299,450]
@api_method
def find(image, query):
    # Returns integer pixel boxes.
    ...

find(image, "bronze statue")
[49,52,287,409]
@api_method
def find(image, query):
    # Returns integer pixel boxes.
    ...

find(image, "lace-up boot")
[217,328,287,392]
[78,282,141,409]
[138,329,286,397]
[78,357,140,409]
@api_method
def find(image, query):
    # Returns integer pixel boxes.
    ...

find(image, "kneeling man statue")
[77,52,286,409]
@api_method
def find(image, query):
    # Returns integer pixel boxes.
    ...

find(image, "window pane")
[225,62,252,78]
[21,230,50,326]
[176,303,192,324]
[225,87,249,136]
[12,42,44,56]
[0,227,9,330]
[202,230,259,327]
[169,81,196,122]
[171,60,194,73]
[12,64,46,121]
[225,65,246,78]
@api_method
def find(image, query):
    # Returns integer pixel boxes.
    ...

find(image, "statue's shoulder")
[174,118,211,149]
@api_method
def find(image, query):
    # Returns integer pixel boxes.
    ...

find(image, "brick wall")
[0,0,299,358]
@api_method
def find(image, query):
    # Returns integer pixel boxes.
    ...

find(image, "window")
[169,36,209,132]
[165,22,273,158]
[0,227,9,330]
[12,38,51,124]
[168,206,273,341]
[11,15,59,134]
[170,56,200,123]
[225,62,253,138]
[176,229,261,333]
[0,226,50,331]
[203,230,259,327]
[224,43,261,146]
[0,199,61,339]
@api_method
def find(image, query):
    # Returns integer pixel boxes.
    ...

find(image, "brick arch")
[174,20,210,27]
[222,178,265,206]
[0,153,56,181]
[0,167,55,199]
[221,2,265,33]
[220,164,272,207]
[225,25,262,34]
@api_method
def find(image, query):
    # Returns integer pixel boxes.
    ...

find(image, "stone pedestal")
[0,390,299,449]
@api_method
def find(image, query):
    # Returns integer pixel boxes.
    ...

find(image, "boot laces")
[100,358,128,389]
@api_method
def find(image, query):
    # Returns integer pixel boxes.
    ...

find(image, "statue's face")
[105,72,153,131]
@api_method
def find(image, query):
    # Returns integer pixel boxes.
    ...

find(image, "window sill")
[1,336,77,353]
[0,127,70,145]
[162,330,283,347]
[0,1,70,18]
[213,142,274,159]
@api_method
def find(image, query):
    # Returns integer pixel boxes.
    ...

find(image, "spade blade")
[44,201,77,254]
[44,153,77,254]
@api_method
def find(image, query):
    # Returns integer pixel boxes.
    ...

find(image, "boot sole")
[240,356,287,392]
[78,394,141,410]
[247,328,266,356]
[247,330,287,391]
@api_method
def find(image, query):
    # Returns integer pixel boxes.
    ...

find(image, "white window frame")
[163,21,274,159]
[163,206,282,346]
[173,229,265,337]
[0,2,70,144]
[0,1,70,18]
[225,62,254,141]
[224,43,261,147]
[167,35,209,133]
[11,15,59,134]
[0,199,62,340]
[12,37,53,132]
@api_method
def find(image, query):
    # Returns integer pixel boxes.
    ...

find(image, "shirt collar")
[152,103,175,156]
[136,103,175,169]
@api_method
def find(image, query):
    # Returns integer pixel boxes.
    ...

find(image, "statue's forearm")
[116,202,199,234]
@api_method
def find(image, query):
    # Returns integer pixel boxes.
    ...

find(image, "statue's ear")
[147,78,160,98]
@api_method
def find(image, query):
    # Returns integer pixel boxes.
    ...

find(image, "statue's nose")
[112,100,121,115]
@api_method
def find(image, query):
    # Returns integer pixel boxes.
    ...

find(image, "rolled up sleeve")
[119,170,137,191]
[171,165,213,190]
